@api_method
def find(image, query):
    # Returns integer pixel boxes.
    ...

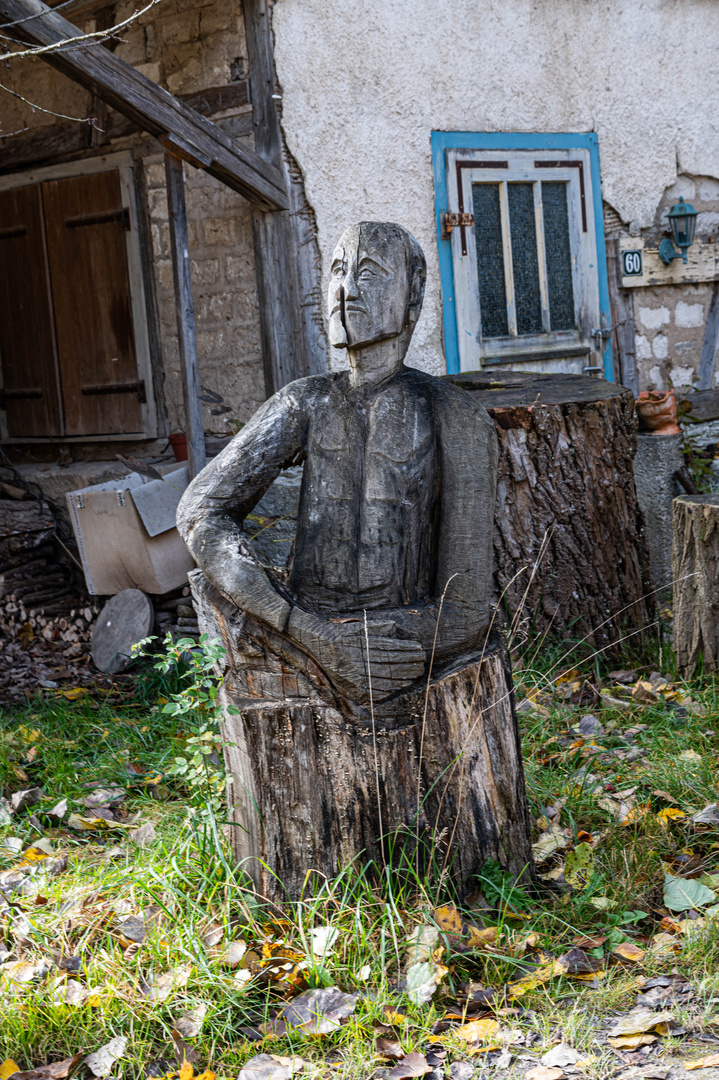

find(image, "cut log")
[447,372,655,652]
[190,571,534,905]
[672,494,719,678]
[91,589,154,673]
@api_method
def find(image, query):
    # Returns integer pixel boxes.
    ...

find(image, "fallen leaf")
[608,1033,657,1049]
[307,925,338,957]
[433,905,463,934]
[84,1037,127,1078]
[178,1064,192,1080]
[685,1054,719,1070]
[664,873,715,912]
[406,924,439,964]
[657,807,687,824]
[388,1052,432,1079]
[524,1068,564,1080]
[464,925,498,949]
[171,1029,202,1067]
[280,986,358,1035]
[0,1062,19,1080]
[144,964,191,1002]
[693,804,719,825]
[223,940,247,968]
[376,1038,404,1060]
[532,826,569,864]
[130,821,157,848]
[608,1009,674,1036]
[542,1043,580,1068]
[455,1018,499,1044]
[67,813,123,833]
[175,1003,208,1039]
[611,942,645,964]
[405,961,447,1005]
[238,1056,305,1080]
[564,843,594,890]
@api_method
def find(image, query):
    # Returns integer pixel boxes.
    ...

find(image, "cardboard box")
[66,466,195,595]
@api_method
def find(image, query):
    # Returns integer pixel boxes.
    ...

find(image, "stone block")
[145,163,166,188]
[159,14,200,45]
[191,259,220,285]
[135,61,163,84]
[633,432,685,595]
[203,217,235,247]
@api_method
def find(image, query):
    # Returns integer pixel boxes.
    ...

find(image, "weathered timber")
[244,0,326,391]
[606,237,638,395]
[191,572,533,904]
[672,494,719,678]
[165,153,206,478]
[0,498,54,558]
[449,371,654,650]
[698,282,719,391]
[91,588,153,674]
[677,388,719,423]
[0,0,287,210]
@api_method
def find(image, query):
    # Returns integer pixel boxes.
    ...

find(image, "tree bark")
[449,372,655,653]
[190,571,534,905]
[672,493,719,679]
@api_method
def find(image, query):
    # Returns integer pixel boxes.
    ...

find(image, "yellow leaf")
[67,813,124,832]
[178,1063,193,1080]
[657,807,686,824]
[455,1018,499,1044]
[59,687,89,701]
[611,942,645,964]
[685,1054,719,1070]
[433,905,463,934]
[0,1060,19,1080]
[608,1034,657,1049]
[19,846,50,864]
[621,804,650,826]
[195,1073,216,1080]
[465,925,498,948]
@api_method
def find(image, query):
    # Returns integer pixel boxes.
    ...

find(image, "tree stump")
[190,570,534,905]
[672,494,719,678]
[448,371,655,651]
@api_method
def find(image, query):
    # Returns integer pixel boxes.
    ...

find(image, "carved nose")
[343,270,359,301]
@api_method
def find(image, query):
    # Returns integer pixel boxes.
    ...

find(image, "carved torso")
[290,370,439,613]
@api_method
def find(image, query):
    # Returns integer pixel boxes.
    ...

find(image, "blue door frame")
[431,131,613,380]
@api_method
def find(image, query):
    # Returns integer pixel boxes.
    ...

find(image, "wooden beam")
[243,0,326,393]
[165,152,205,479]
[698,282,719,391]
[606,237,638,395]
[0,0,287,210]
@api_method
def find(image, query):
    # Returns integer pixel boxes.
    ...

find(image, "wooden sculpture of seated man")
[177,221,498,705]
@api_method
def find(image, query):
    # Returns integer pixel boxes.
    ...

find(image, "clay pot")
[168,432,188,461]
[635,389,681,435]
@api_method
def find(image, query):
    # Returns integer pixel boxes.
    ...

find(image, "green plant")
[134,632,233,817]
[473,857,532,913]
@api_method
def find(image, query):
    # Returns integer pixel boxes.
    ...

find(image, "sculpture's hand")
[287,608,425,703]
[219,542,291,633]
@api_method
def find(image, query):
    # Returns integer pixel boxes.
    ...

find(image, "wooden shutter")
[42,171,142,436]
[0,185,62,437]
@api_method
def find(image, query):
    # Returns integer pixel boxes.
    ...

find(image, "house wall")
[273,0,719,390]
[0,0,266,440]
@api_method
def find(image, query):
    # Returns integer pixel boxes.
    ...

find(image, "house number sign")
[622,250,643,277]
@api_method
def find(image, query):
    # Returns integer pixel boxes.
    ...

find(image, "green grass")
[1,636,719,1077]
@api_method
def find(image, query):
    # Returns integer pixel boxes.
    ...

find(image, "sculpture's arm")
[176,382,311,633]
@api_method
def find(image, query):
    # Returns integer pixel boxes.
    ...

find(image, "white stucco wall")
[273,0,719,377]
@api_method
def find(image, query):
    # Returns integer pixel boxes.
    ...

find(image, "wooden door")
[0,185,62,437]
[42,171,142,436]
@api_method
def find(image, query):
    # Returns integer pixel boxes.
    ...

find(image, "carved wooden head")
[328,222,426,351]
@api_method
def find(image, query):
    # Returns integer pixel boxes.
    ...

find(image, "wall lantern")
[659,196,699,265]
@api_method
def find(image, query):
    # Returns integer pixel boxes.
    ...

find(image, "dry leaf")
[611,942,645,964]
[376,1038,404,1061]
[280,986,358,1035]
[433,905,463,934]
[0,1062,19,1080]
[608,1009,674,1036]
[455,1018,499,1044]
[175,1003,207,1039]
[542,1044,579,1068]
[608,1033,657,1049]
[306,925,338,956]
[524,1067,564,1080]
[178,1064,193,1080]
[84,1037,127,1078]
[685,1054,719,1070]
[388,1052,432,1079]
[238,1055,305,1080]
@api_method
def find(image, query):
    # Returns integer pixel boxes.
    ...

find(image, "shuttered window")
[0,168,147,439]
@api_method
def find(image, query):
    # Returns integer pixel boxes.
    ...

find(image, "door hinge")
[442,212,474,239]
[81,379,146,403]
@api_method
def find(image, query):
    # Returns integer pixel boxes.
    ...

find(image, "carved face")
[328,223,412,350]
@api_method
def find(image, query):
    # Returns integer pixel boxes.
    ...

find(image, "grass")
[1,633,719,1077]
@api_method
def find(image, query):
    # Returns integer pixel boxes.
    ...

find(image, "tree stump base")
[190,571,534,905]
[673,494,719,678]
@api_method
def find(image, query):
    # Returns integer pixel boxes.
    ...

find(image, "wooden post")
[698,282,719,391]
[607,237,638,395]
[165,152,206,478]
[673,493,719,678]
[243,0,326,394]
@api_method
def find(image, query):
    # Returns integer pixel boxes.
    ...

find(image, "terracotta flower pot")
[635,389,681,435]
[168,432,188,461]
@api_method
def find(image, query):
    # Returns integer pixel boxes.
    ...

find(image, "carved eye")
[358,266,375,279]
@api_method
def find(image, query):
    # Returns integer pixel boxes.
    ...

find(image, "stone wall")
[0,0,268,438]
